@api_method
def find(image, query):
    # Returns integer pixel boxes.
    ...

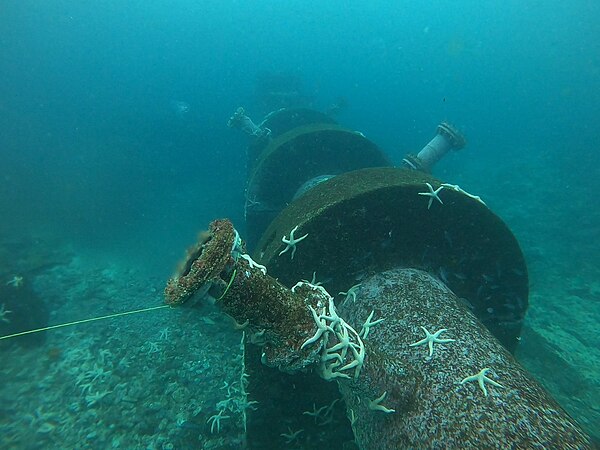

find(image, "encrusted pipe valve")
[164,219,335,373]
[403,122,466,172]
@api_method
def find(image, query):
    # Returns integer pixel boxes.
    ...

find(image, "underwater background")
[1,1,599,448]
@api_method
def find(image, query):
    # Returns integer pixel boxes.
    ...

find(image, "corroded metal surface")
[220,272,330,372]
[337,268,592,449]
[247,124,390,209]
[245,121,391,250]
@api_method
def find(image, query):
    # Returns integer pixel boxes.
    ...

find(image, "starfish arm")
[484,376,504,388]
[460,368,504,396]
[460,374,477,384]
[409,337,428,347]
[301,306,332,349]
[328,341,348,353]
[478,378,490,396]
[329,335,350,353]
[323,367,351,380]
[431,329,455,344]
[349,341,365,379]
[421,183,435,194]
[441,183,460,190]
[295,233,308,242]
[240,254,267,274]
[369,392,396,414]
[301,328,325,349]
[322,351,343,363]
[337,359,359,372]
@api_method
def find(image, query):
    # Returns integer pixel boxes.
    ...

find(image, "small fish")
[171,100,190,117]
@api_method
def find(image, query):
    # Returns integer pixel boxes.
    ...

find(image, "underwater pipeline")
[161,108,594,449]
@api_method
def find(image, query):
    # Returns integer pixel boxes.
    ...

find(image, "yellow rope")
[217,269,237,301]
[0,304,170,341]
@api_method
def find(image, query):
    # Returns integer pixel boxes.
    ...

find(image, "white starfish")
[321,359,351,380]
[310,271,322,284]
[337,341,365,379]
[278,225,308,259]
[441,183,487,206]
[301,306,333,349]
[460,367,504,397]
[329,324,352,355]
[368,391,395,414]
[409,326,455,356]
[6,276,23,288]
[280,427,304,444]
[359,310,385,339]
[240,253,267,275]
[207,410,230,433]
[418,183,444,209]
[339,283,361,302]
[291,281,332,301]
[0,304,12,323]
[302,403,329,423]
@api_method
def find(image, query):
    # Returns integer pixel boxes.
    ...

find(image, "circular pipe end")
[438,122,467,150]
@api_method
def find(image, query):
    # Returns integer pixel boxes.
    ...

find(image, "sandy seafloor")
[0,149,598,448]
